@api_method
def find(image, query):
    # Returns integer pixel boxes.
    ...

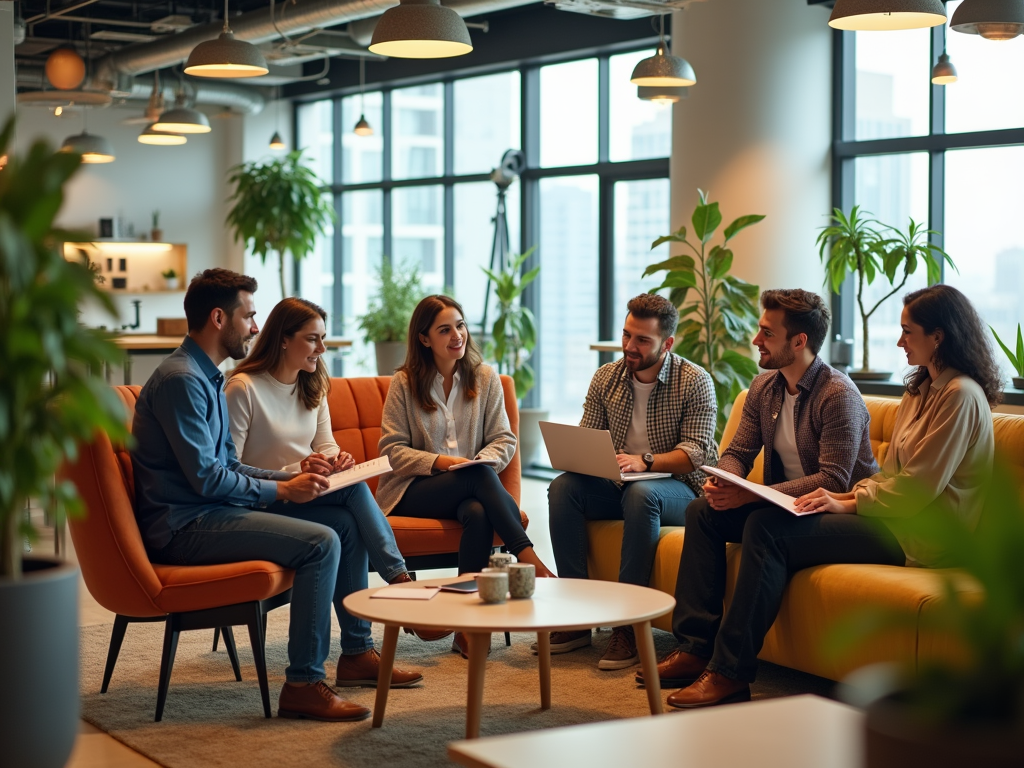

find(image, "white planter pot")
[518,407,549,468]
[164,277,179,291]
[374,341,407,376]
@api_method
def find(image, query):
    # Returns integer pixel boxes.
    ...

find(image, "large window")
[294,46,672,443]
[834,15,1024,386]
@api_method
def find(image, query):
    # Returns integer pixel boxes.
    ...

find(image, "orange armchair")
[58,386,295,721]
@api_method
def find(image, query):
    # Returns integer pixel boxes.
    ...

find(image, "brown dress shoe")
[335,648,424,688]
[403,626,455,642]
[388,572,414,584]
[666,670,751,709]
[278,680,371,722]
[635,648,709,688]
[452,632,492,660]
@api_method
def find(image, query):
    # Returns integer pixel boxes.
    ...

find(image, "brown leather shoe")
[388,572,414,584]
[452,632,491,660]
[335,648,424,688]
[635,648,709,688]
[403,626,455,642]
[666,670,751,709]
[278,680,371,722]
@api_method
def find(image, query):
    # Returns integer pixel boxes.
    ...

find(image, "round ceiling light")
[46,47,86,90]
[828,0,947,31]
[60,131,116,164]
[369,0,473,59]
[951,0,1024,40]
[630,45,697,87]
[353,115,374,136]
[152,106,211,134]
[931,52,958,84]
[139,124,187,145]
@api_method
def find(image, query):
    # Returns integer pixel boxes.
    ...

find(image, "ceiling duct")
[540,0,705,22]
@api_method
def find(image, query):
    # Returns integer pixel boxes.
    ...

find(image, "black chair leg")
[505,631,511,647]
[246,604,272,718]
[101,615,130,694]
[155,615,181,722]
[212,627,220,651]
[222,626,242,681]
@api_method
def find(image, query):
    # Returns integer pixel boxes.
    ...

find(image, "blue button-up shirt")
[132,336,288,551]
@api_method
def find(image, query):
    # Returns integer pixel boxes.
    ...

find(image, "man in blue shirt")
[132,269,421,722]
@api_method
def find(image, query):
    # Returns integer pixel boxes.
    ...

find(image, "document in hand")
[449,458,498,471]
[699,465,823,516]
[326,456,393,492]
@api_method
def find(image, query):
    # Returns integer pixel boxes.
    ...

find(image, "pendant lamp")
[951,0,1024,40]
[353,58,374,136]
[269,131,286,150]
[828,0,947,31]
[139,124,187,145]
[931,51,958,83]
[45,47,86,90]
[369,0,473,59]
[185,0,268,77]
[60,131,116,163]
[631,15,696,88]
[638,85,689,105]
[153,88,211,134]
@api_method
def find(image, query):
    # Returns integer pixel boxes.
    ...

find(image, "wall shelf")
[64,241,188,293]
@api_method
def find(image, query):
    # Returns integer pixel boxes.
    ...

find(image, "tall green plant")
[0,118,128,579]
[817,206,955,372]
[482,248,538,401]
[357,260,423,343]
[990,324,1024,378]
[226,150,335,299]
[643,190,763,437]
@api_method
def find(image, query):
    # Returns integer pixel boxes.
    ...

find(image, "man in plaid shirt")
[546,293,718,671]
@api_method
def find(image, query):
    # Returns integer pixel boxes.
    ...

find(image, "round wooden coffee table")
[343,577,676,739]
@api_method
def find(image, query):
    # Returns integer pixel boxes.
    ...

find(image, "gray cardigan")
[376,365,517,515]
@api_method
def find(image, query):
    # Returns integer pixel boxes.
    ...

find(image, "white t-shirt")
[774,389,804,481]
[623,377,657,456]
[223,371,339,472]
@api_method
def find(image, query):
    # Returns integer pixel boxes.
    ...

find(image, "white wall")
[671,0,833,302]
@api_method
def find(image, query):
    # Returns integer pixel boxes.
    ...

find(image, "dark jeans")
[672,497,905,683]
[392,464,532,574]
[151,486,373,684]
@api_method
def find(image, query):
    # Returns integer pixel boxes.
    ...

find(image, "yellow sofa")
[586,391,1024,681]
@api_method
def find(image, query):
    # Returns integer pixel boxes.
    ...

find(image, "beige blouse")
[854,368,994,566]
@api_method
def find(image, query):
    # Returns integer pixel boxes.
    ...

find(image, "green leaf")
[723,214,766,242]
[641,255,696,277]
[692,201,722,244]
[706,246,734,280]
[991,325,1023,376]
[655,272,698,291]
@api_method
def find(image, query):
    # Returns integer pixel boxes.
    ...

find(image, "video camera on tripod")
[481,149,526,333]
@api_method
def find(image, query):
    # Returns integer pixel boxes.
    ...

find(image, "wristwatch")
[642,452,655,471]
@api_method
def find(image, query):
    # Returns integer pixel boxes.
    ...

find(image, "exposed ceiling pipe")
[91,0,539,90]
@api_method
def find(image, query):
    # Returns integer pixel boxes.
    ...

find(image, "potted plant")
[827,459,1024,767]
[643,190,763,439]
[481,248,544,465]
[161,267,179,290]
[0,119,128,768]
[226,150,335,300]
[357,260,423,376]
[150,209,162,242]
[816,207,956,380]
[990,324,1024,390]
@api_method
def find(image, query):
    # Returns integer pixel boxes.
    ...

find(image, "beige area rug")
[80,608,835,768]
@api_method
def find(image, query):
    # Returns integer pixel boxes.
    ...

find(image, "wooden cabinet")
[63,241,188,293]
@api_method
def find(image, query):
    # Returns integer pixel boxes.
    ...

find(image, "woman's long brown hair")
[400,295,482,412]
[230,297,331,411]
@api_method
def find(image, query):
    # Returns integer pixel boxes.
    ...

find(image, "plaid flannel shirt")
[718,356,878,497]
[580,353,718,495]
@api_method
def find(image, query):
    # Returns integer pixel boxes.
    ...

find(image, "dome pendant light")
[951,0,1024,40]
[353,58,374,136]
[269,86,287,150]
[828,0,947,31]
[153,86,212,134]
[931,51,959,84]
[630,15,696,88]
[60,110,115,164]
[184,0,269,77]
[638,85,689,106]
[368,0,473,59]
[269,131,286,150]
[139,124,188,145]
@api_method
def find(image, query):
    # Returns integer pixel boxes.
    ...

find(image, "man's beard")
[625,348,663,373]
[222,325,253,360]
[759,343,796,370]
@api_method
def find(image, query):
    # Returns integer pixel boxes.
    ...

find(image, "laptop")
[539,421,674,482]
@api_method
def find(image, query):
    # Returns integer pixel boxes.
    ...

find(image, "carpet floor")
[80,608,836,768]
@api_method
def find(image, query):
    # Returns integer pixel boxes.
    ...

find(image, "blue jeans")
[344,482,407,583]
[152,484,375,683]
[547,472,696,586]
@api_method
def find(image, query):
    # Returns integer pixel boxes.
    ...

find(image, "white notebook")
[700,465,823,517]
[325,456,393,492]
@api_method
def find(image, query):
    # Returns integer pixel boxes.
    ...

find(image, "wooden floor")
[37,477,555,768]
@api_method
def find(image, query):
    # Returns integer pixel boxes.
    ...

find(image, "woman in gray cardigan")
[378,297,554,646]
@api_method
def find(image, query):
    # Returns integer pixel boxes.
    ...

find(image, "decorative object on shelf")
[226,150,335,299]
[357,260,423,376]
[990,323,1024,389]
[931,51,958,84]
[827,458,1024,768]
[45,46,86,90]
[368,0,473,59]
[353,57,374,136]
[0,117,127,768]
[644,190,763,439]
[631,14,696,87]
[184,0,269,77]
[828,0,947,31]
[951,0,1024,40]
[161,268,179,290]
[817,206,956,379]
[151,210,163,243]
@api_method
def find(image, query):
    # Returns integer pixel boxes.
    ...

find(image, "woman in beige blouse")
[795,284,1000,566]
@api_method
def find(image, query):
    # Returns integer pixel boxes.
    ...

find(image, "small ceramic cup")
[507,563,535,599]
[488,552,514,570]
[476,571,509,604]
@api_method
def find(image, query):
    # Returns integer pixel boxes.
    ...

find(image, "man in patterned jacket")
[638,288,879,708]
[546,293,718,671]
